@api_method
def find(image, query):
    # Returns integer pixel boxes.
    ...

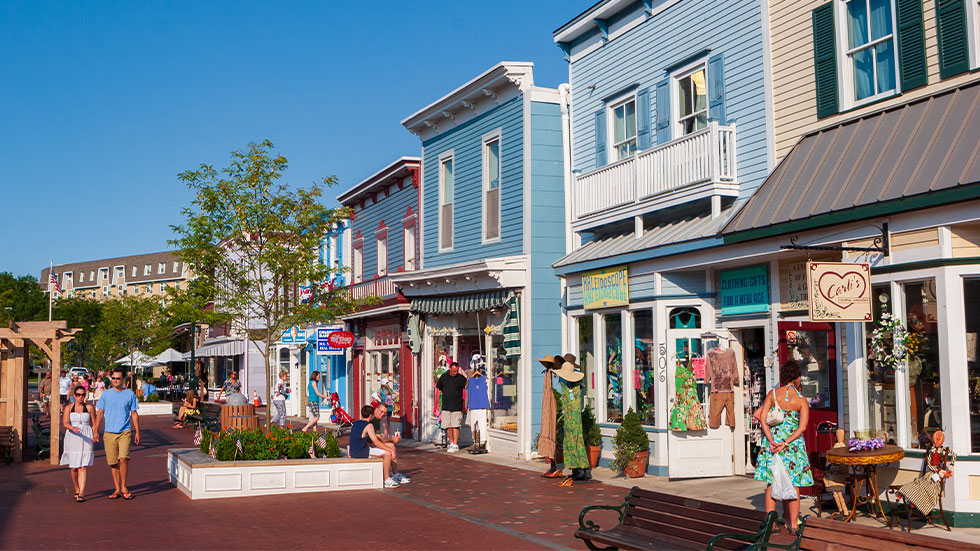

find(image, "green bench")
[31,417,50,461]
[172,401,221,431]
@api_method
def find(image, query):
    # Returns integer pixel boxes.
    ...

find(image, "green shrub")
[147,393,160,402]
[198,427,341,461]
[582,404,603,447]
[612,408,649,474]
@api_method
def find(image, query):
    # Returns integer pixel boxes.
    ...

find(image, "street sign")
[316,327,346,355]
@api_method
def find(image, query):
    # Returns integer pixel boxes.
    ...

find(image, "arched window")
[668,307,701,329]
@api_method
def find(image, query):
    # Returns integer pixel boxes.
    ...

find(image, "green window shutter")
[811,3,838,119]
[935,0,970,78]
[594,109,607,168]
[655,78,670,144]
[896,0,928,90]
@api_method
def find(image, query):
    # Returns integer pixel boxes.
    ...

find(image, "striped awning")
[502,292,520,359]
[409,290,509,315]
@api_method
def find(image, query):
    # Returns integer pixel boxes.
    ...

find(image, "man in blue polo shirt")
[95,367,141,500]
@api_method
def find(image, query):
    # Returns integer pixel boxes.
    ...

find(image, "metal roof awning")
[726,80,980,240]
[410,290,510,315]
[182,337,243,359]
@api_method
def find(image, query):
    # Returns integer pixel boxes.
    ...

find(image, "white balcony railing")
[350,276,398,301]
[573,122,737,224]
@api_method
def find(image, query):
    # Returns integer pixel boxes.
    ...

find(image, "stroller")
[329,392,354,436]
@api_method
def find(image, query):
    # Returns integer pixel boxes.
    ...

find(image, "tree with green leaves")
[51,296,103,368]
[170,140,369,425]
[0,272,47,324]
[93,295,169,389]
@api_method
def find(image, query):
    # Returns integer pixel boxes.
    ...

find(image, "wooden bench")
[756,515,978,550]
[0,426,13,464]
[173,401,221,431]
[31,417,50,461]
[575,487,778,550]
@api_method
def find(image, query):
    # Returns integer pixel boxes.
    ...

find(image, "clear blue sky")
[0,1,588,278]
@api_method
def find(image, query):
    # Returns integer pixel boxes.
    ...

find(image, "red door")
[778,322,837,495]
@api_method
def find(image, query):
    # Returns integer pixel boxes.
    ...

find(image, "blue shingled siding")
[527,100,566,436]
[421,96,524,267]
[351,181,417,279]
[569,0,768,199]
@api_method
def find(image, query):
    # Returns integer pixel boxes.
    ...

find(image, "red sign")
[327,331,354,348]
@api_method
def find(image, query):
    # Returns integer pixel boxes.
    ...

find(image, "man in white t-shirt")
[58,373,72,405]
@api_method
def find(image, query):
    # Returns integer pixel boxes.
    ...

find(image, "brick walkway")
[0,414,623,550]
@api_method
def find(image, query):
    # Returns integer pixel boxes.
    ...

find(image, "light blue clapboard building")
[391,62,568,457]
[552,0,773,478]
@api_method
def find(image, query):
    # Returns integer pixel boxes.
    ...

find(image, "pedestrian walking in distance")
[301,371,327,432]
[273,370,290,427]
[61,385,96,502]
[94,367,141,500]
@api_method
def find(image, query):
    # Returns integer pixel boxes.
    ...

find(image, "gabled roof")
[336,157,420,206]
[725,78,980,239]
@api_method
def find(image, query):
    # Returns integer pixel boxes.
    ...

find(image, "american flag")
[235,437,243,460]
[316,434,327,450]
[49,272,61,293]
[208,440,216,458]
[308,433,317,459]
[193,428,202,446]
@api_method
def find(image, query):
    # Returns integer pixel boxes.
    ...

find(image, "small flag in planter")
[317,434,326,451]
[308,434,317,459]
[209,440,216,458]
[235,437,243,460]
[193,428,202,446]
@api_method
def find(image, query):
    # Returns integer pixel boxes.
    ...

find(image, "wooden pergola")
[0,321,80,463]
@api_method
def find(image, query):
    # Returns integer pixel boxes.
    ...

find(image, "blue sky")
[0,1,587,277]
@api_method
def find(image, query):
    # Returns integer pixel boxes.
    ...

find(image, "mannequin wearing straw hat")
[536,354,565,478]
[554,354,590,485]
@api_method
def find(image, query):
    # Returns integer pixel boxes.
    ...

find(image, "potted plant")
[583,403,603,468]
[612,408,649,478]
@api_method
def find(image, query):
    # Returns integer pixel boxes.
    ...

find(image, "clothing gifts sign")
[807,262,872,321]
[719,265,769,315]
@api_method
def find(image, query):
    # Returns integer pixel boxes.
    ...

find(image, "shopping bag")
[770,452,798,501]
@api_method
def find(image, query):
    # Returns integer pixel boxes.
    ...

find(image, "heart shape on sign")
[817,271,867,310]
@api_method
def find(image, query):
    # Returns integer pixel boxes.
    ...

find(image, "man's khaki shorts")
[103,430,132,465]
[441,410,463,429]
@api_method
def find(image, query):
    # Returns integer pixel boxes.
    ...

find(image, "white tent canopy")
[114,351,156,366]
[153,348,185,363]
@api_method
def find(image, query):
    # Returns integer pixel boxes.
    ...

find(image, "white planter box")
[167,448,383,499]
[138,401,174,415]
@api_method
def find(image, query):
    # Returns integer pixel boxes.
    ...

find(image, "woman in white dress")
[61,387,97,502]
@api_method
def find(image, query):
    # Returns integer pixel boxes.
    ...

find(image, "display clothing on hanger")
[706,348,739,428]
[669,361,707,431]
[467,373,491,445]
[558,378,589,469]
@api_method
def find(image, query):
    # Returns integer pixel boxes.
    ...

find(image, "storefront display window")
[605,313,624,422]
[489,336,518,432]
[577,317,596,409]
[904,281,940,449]
[634,310,655,425]
[432,334,453,409]
[864,285,895,440]
[965,279,980,453]
[785,330,833,410]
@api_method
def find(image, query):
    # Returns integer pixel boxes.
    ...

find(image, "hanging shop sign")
[281,325,306,343]
[807,262,872,322]
[583,265,629,310]
[720,265,770,315]
[316,326,349,355]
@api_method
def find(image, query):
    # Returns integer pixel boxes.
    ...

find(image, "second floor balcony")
[349,276,398,302]
[572,122,738,232]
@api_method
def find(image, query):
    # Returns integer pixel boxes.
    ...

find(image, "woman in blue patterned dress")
[754,360,812,533]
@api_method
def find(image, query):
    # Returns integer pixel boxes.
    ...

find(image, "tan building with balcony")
[40,251,193,302]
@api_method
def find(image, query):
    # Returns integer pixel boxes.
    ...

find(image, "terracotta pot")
[624,450,649,478]
[587,445,602,469]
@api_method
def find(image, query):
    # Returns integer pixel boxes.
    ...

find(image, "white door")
[666,329,740,478]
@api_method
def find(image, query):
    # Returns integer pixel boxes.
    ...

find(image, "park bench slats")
[627,497,764,532]
[800,517,977,551]
[0,426,13,464]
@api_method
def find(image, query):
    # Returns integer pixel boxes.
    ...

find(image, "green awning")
[409,290,509,315]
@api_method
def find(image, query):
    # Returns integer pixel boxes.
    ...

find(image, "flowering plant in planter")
[199,426,341,461]
[847,437,885,452]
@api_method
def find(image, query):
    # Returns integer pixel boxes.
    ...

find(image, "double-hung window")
[676,64,708,136]
[439,152,454,251]
[376,229,388,277]
[403,217,417,271]
[610,97,637,160]
[842,0,897,104]
[482,132,501,242]
[352,239,364,284]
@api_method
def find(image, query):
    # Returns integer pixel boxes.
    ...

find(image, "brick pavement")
[0,414,624,550]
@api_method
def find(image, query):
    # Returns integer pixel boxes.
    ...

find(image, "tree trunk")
[264,338,273,427]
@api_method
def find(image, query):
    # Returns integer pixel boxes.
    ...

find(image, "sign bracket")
[780,223,889,254]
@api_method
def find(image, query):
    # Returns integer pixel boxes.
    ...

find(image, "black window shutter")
[895,0,928,91]
[935,0,970,78]
[812,3,838,118]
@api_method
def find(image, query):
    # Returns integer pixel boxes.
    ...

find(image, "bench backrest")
[801,516,975,550]
[619,487,770,550]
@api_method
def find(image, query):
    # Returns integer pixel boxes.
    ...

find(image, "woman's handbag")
[753,390,784,426]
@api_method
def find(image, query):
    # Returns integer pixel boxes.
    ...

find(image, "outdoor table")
[826,444,904,522]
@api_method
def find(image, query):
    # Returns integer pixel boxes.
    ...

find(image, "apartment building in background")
[40,251,193,302]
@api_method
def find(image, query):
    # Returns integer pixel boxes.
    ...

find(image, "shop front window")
[904,281,940,448]
[432,334,453,404]
[604,313,624,423]
[634,310,655,426]
[577,316,596,410]
[965,279,980,453]
[786,330,833,410]
[864,285,896,440]
[489,335,518,432]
